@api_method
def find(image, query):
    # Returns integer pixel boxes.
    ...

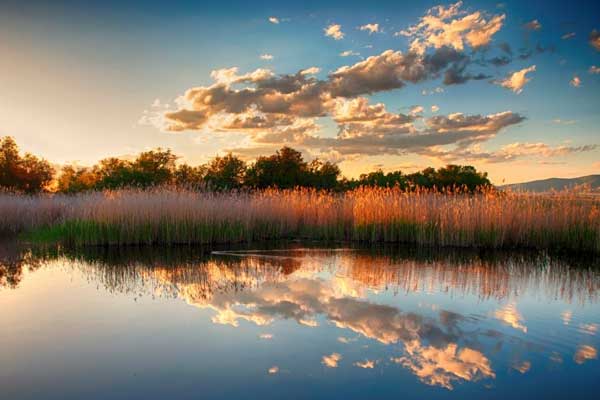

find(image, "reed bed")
[1,188,599,252]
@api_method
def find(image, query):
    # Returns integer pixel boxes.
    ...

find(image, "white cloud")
[431,105,440,113]
[570,75,581,87]
[268,17,279,24]
[496,65,536,93]
[359,23,380,34]
[561,32,575,40]
[268,366,279,374]
[589,66,600,74]
[325,24,345,40]
[260,54,274,60]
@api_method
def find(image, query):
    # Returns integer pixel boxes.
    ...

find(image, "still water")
[1,243,599,399]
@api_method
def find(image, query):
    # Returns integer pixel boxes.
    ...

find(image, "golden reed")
[1,187,598,251]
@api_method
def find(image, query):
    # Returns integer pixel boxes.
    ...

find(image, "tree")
[307,159,341,189]
[174,163,206,188]
[0,136,54,193]
[246,146,309,189]
[56,165,99,193]
[204,154,246,189]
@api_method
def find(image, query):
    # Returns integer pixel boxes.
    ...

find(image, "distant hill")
[501,175,600,192]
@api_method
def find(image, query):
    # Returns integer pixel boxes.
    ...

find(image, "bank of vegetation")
[1,136,598,252]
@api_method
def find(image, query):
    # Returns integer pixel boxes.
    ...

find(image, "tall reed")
[2,188,599,252]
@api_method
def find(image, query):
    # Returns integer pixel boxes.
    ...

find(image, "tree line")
[0,136,491,193]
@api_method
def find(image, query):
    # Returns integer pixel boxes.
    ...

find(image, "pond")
[1,243,599,399]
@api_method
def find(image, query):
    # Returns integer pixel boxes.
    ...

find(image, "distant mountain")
[501,175,600,192]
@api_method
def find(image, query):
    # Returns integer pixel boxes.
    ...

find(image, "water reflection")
[2,243,600,396]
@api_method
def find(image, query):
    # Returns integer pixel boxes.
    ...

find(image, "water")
[1,243,599,399]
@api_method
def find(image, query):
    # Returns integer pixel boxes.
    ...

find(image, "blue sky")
[1,0,599,183]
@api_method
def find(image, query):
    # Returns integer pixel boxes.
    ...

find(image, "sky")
[0,0,599,184]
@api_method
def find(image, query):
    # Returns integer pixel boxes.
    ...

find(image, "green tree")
[204,154,246,189]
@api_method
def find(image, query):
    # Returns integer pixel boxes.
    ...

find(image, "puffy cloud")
[393,340,495,390]
[523,19,541,31]
[399,1,505,54]
[340,50,360,57]
[410,105,424,115]
[325,24,345,40]
[589,66,600,74]
[431,105,440,112]
[590,30,600,51]
[268,366,279,374]
[496,65,536,93]
[570,75,581,87]
[359,23,380,34]
[574,345,597,364]
[268,17,279,24]
[322,353,342,368]
[260,54,274,60]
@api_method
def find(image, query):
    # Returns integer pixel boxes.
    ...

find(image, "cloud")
[552,119,576,125]
[359,23,380,34]
[512,361,531,374]
[300,66,321,75]
[260,54,274,60]
[268,17,279,24]
[590,30,600,51]
[393,340,495,390]
[425,142,597,164]
[259,333,273,339]
[410,105,424,115]
[590,66,600,74]
[268,366,279,374]
[354,359,376,368]
[496,65,536,93]
[322,353,342,368]
[340,50,360,57]
[399,1,505,54]
[561,32,576,40]
[570,75,581,87]
[574,345,597,364]
[523,19,541,31]
[155,39,529,160]
[325,24,345,40]
[494,303,527,333]
[431,105,440,112]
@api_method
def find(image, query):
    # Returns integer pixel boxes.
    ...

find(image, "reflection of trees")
[0,241,44,289]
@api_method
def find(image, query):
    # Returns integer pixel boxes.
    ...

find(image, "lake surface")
[1,243,599,399]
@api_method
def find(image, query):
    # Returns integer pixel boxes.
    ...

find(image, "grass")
[2,187,599,252]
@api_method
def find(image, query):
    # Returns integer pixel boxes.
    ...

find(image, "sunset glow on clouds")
[2,0,599,184]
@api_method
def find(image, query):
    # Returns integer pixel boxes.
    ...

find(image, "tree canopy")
[1,136,492,193]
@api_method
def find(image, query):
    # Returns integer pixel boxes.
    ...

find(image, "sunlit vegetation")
[0,187,597,252]
[2,136,491,192]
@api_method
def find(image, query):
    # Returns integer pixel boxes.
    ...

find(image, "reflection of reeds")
[2,188,599,251]
[33,246,600,304]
